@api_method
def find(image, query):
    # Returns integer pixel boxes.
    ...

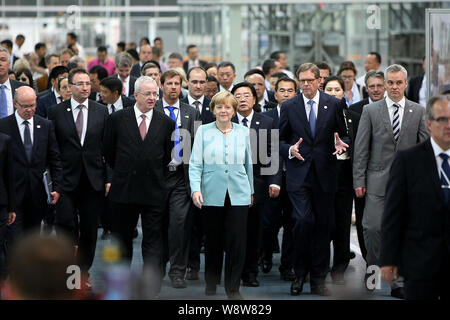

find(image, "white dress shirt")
[134,104,153,133]
[430,137,450,181]
[385,96,406,129]
[220,84,234,92]
[118,74,130,96]
[187,94,205,115]
[162,99,181,127]
[237,110,254,127]
[54,90,62,104]
[71,98,88,146]
[419,75,427,107]
[15,111,34,144]
[108,96,123,114]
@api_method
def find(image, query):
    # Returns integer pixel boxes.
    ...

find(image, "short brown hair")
[296,63,320,79]
[160,69,181,85]
[68,68,88,84]
[209,91,237,114]
[337,61,357,76]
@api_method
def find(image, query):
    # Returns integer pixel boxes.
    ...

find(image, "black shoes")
[331,272,345,285]
[101,230,111,240]
[311,285,332,296]
[186,268,199,280]
[262,260,273,274]
[227,292,243,300]
[280,270,296,281]
[290,277,305,296]
[242,276,260,287]
[171,277,187,289]
[349,251,356,259]
[133,228,139,239]
[391,287,405,299]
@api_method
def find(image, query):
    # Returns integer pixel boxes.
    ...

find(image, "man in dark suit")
[183,45,207,74]
[130,44,152,78]
[346,70,386,262]
[262,76,297,281]
[0,86,62,240]
[181,66,214,281]
[0,132,16,280]
[155,69,200,288]
[48,68,109,280]
[406,57,426,107]
[0,46,26,119]
[88,65,108,104]
[381,95,450,300]
[103,76,174,297]
[231,82,275,287]
[244,69,277,112]
[279,63,349,296]
[100,76,134,114]
[114,52,137,98]
[36,66,69,118]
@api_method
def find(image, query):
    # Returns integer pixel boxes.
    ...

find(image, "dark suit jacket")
[180,95,215,124]
[114,74,137,98]
[155,100,201,195]
[130,63,142,79]
[380,139,450,282]
[266,90,277,104]
[232,112,275,203]
[183,60,207,74]
[88,91,105,105]
[262,107,283,186]
[48,99,109,192]
[279,91,349,193]
[103,106,174,206]
[0,114,62,206]
[121,94,135,108]
[261,100,277,111]
[0,132,15,212]
[5,80,26,114]
[406,74,424,104]
[36,90,58,118]
[347,97,370,160]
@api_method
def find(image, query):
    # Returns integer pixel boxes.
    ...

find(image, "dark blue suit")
[262,106,294,274]
[279,90,348,287]
[180,96,215,124]
[36,90,58,118]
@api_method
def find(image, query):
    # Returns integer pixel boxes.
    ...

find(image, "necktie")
[0,84,8,119]
[139,114,147,140]
[193,101,201,111]
[392,104,400,142]
[167,106,182,161]
[111,104,116,113]
[242,117,248,127]
[439,153,450,204]
[75,105,84,141]
[308,100,316,136]
[121,80,126,95]
[23,120,32,162]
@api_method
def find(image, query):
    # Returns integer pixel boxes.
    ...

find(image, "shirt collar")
[0,78,11,89]
[220,84,233,92]
[133,104,153,119]
[237,109,254,125]
[430,136,450,157]
[385,95,406,109]
[109,96,123,109]
[15,110,33,127]
[163,98,180,109]
[187,94,204,106]
[302,90,320,107]
[71,97,88,110]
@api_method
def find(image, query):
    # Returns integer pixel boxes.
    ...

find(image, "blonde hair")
[210,91,238,113]
[13,58,31,73]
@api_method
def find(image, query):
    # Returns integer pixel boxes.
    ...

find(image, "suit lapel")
[84,101,96,145]
[397,100,413,144]
[315,92,328,137]
[424,140,445,204]
[125,107,145,145]
[179,104,188,129]
[62,101,82,147]
[378,99,395,143]
[297,95,313,139]
[8,115,27,159]
[31,116,43,160]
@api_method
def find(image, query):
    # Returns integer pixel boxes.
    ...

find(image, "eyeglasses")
[137,91,159,98]
[298,79,316,84]
[431,116,450,125]
[234,93,252,99]
[71,82,92,87]
[16,101,36,109]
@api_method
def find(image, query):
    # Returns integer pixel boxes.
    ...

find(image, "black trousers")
[332,159,354,274]
[354,194,367,261]
[55,170,102,272]
[187,205,203,272]
[0,206,7,279]
[241,201,264,280]
[262,170,294,272]
[288,166,334,287]
[161,168,192,279]
[203,193,248,294]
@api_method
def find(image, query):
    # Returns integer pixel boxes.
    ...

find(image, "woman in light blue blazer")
[189,91,254,300]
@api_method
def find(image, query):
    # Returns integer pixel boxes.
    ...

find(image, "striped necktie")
[392,103,400,142]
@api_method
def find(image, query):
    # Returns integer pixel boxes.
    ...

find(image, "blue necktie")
[23,120,32,162]
[0,84,8,119]
[242,117,248,127]
[167,106,182,161]
[308,100,316,136]
[439,153,450,204]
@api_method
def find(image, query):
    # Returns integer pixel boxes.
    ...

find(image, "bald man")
[0,86,62,239]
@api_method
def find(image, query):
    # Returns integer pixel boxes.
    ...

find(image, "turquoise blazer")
[189,122,254,206]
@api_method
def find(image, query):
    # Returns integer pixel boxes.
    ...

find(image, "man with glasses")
[353,64,429,299]
[380,95,450,300]
[104,76,174,298]
[279,63,349,296]
[0,86,62,247]
[346,70,386,263]
[48,68,109,288]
